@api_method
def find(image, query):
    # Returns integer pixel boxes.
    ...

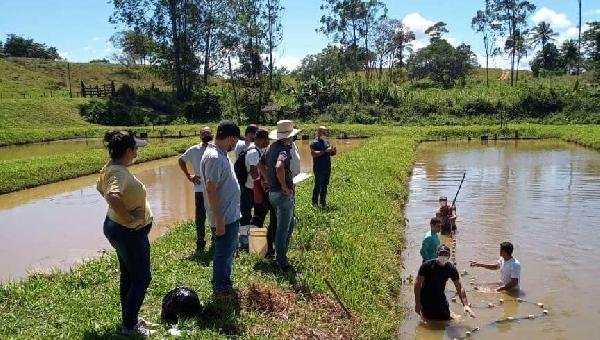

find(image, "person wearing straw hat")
[259,120,300,271]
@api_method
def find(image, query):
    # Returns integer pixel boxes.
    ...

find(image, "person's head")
[269,120,301,145]
[215,120,241,152]
[500,242,514,260]
[244,124,258,142]
[104,130,147,165]
[430,217,442,234]
[317,125,329,138]
[200,126,213,145]
[439,196,448,208]
[254,128,270,149]
[436,244,451,266]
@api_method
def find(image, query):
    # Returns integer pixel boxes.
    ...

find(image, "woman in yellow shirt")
[96,131,154,336]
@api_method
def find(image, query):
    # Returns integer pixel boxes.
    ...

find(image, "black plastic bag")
[161,286,203,323]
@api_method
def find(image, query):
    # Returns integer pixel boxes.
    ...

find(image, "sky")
[0,0,599,70]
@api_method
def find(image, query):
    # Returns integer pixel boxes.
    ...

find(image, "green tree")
[530,21,558,49]
[425,21,448,42]
[530,42,562,76]
[296,45,350,80]
[583,21,600,63]
[196,0,233,85]
[472,0,501,87]
[492,0,536,86]
[406,39,478,88]
[265,0,283,91]
[110,30,154,65]
[3,34,60,60]
[560,39,580,73]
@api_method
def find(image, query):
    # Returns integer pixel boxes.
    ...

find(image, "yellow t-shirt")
[96,162,153,229]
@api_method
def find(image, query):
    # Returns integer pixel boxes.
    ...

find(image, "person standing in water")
[178,126,213,254]
[310,126,336,207]
[436,196,457,234]
[414,245,474,321]
[469,241,521,292]
[420,217,442,262]
[97,131,154,336]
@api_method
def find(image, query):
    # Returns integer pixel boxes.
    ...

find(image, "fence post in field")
[67,62,73,98]
[81,81,86,98]
[110,81,116,96]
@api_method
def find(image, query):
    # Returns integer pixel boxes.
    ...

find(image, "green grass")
[0,57,165,98]
[1,124,599,339]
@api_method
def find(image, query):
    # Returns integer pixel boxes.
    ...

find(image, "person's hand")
[464,305,475,318]
[469,261,479,267]
[282,187,292,196]
[188,174,201,184]
[325,147,333,154]
[215,221,226,237]
[415,303,422,316]
[261,180,270,192]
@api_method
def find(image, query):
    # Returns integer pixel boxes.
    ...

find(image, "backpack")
[234,145,258,186]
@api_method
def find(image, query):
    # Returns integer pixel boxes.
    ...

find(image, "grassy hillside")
[0,98,90,128]
[0,57,165,98]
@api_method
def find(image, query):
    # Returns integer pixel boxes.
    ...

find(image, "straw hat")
[269,120,301,140]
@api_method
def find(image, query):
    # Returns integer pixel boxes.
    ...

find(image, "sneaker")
[121,319,157,337]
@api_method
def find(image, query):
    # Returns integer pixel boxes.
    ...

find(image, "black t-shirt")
[259,141,293,192]
[418,259,459,309]
[310,138,331,171]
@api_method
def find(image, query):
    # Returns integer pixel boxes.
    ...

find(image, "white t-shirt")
[235,140,251,157]
[244,146,261,189]
[498,257,521,290]
[180,143,209,192]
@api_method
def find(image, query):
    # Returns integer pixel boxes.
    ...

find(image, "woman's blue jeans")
[103,217,152,330]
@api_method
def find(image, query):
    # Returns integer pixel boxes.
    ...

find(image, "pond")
[398,140,600,339]
[0,138,366,282]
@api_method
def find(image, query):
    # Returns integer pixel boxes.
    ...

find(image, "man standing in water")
[420,217,442,262]
[414,245,474,320]
[178,126,213,253]
[436,196,457,234]
[469,241,521,292]
[201,121,241,295]
[310,126,336,207]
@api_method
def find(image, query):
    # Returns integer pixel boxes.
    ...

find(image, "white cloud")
[532,7,572,28]
[403,12,435,43]
[58,50,70,60]
[275,54,301,70]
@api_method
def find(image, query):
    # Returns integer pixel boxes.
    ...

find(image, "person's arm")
[453,279,475,317]
[275,152,292,195]
[178,157,199,183]
[469,260,501,270]
[205,180,225,236]
[414,275,424,316]
[450,206,457,221]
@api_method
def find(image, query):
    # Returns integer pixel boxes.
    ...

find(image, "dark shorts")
[421,300,451,321]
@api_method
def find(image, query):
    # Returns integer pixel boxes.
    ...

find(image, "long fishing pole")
[452,172,466,208]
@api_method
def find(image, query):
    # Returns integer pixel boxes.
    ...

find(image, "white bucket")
[248,227,268,257]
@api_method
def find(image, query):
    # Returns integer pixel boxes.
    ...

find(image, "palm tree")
[530,21,558,49]
[577,0,582,77]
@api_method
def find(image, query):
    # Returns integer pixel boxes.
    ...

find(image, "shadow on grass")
[82,325,142,340]
[186,243,215,267]
[253,259,297,285]
[196,290,242,336]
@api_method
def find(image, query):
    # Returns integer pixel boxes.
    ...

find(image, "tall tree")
[583,21,600,63]
[358,0,386,75]
[492,0,536,86]
[472,0,501,86]
[195,0,232,85]
[264,0,283,91]
[530,21,558,49]
[560,39,580,73]
[110,30,154,65]
[425,22,449,42]
[372,18,414,76]
[577,0,582,77]
[391,21,415,68]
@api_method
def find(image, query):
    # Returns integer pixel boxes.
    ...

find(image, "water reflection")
[399,140,600,339]
[0,138,365,282]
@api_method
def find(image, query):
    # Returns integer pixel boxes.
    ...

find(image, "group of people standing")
[414,197,521,322]
[96,120,336,336]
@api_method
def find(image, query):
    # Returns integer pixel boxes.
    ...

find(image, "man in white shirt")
[178,126,213,253]
[235,124,258,157]
[469,241,521,291]
[239,129,270,227]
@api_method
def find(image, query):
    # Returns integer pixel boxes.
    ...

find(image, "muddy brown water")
[399,140,600,340]
[0,139,365,282]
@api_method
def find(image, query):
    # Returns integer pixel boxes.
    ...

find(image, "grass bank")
[1,124,599,338]
[0,135,415,338]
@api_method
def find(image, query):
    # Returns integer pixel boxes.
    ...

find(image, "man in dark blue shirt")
[310,126,336,207]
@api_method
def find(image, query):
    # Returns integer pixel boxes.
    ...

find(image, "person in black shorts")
[414,245,474,321]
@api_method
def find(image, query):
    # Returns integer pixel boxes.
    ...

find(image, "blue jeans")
[103,217,152,330]
[269,192,295,267]
[212,220,240,293]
